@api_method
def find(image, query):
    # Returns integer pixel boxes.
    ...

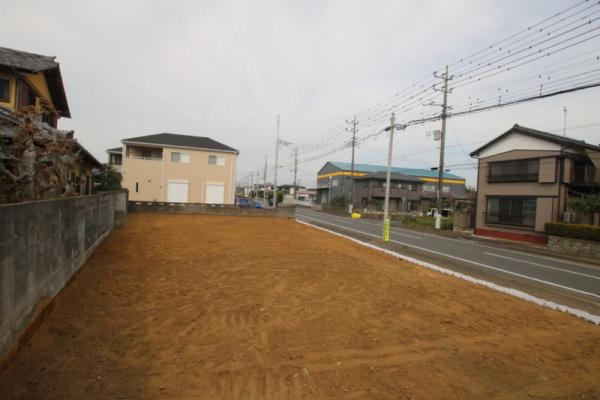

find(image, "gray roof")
[106,147,122,154]
[470,124,600,157]
[0,47,58,72]
[354,172,422,183]
[0,47,70,118]
[122,133,238,153]
[0,105,100,167]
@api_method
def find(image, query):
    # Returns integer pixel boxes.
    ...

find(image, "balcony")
[125,146,163,161]
[488,173,539,183]
[125,154,163,161]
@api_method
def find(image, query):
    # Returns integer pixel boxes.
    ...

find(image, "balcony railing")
[488,173,538,183]
[126,155,163,161]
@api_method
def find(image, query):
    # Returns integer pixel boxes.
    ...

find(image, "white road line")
[296,219,600,325]
[298,212,423,240]
[299,210,600,273]
[297,215,600,300]
[485,252,600,280]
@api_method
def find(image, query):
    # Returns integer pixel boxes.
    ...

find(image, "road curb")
[296,219,600,325]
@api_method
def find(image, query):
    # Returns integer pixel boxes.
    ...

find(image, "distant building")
[106,147,123,173]
[119,133,239,204]
[470,124,600,243]
[316,161,466,211]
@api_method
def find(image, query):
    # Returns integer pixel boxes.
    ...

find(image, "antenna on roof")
[563,106,567,137]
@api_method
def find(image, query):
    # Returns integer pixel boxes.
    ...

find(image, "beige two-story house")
[119,133,238,204]
[470,124,600,244]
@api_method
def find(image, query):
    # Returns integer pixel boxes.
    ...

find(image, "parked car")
[236,197,254,208]
[236,197,264,209]
[426,208,452,218]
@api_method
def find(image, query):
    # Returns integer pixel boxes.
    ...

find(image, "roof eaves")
[121,140,240,154]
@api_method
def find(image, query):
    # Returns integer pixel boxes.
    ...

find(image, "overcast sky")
[2,0,599,187]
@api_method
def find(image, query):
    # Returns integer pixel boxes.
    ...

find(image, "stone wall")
[0,190,128,360]
[547,235,600,258]
[128,201,296,218]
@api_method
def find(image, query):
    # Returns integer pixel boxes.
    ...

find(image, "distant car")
[236,197,253,208]
[426,208,452,218]
[236,197,264,209]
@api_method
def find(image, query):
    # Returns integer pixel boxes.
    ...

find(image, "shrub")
[545,222,600,242]
[441,219,454,230]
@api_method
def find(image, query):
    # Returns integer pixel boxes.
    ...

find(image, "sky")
[2,0,599,188]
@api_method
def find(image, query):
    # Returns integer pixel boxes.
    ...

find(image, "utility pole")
[250,172,253,197]
[263,156,268,201]
[563,106,568,136]
[346,115,358,214]
[293,146,298,199]
[273,114,280,208]
[256,171,260,198]
[435,65,450,230]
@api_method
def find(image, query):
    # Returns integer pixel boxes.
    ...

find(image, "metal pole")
[263,156,267,201]
[293,146,298,199]
[435,65,449,230]
[273,114,280,208]
[563,106,568,136]
[348,115,358,214]
[383,113,395,242]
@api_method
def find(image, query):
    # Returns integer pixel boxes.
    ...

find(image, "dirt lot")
[1,213,599,399]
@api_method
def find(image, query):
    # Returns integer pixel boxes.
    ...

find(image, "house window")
[110,154,122,165]
[135,182,139,193]
[361,181,368,188]
[423,184,435,192]
[0,79,9,102]
[488,159,539,183]
[208,155,225,166]
[406,183,416,191]
[141,149,152,159]
[442,186,450,193]
[332,178,339,187]
[486,197,536,228]
[171,152,190,163]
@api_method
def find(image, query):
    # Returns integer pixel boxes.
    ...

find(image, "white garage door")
[168,181,188,203]
[205,183,225,204]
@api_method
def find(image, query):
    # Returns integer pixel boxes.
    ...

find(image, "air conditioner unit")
[562,211,575,223]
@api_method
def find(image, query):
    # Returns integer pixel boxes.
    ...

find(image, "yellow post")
[384,218,390,242]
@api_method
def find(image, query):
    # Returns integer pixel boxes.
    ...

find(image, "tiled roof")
[0,47,58,72]
[327,161,464,180]
[0,47,70,118]
[0,106,100,167]
[122,133,238,153]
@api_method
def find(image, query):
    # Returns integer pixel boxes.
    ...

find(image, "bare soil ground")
[1,213,599,399]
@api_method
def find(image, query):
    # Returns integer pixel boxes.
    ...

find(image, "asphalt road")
[296,209,600,307]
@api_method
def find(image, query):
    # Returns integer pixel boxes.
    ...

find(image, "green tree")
[93,165,122,192]
[568,195,600,221]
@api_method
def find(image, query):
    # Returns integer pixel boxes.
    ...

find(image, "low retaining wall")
[0,190,128,361]
[128,201,296,218]
[547,235,600,258]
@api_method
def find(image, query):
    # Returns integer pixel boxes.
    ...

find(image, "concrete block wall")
[128,201,296,218]
[0,190,128,359]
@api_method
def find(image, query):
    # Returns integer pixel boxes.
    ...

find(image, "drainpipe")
[160,148,165,201]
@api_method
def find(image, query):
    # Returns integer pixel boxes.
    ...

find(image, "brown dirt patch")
[1,213,599,399]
